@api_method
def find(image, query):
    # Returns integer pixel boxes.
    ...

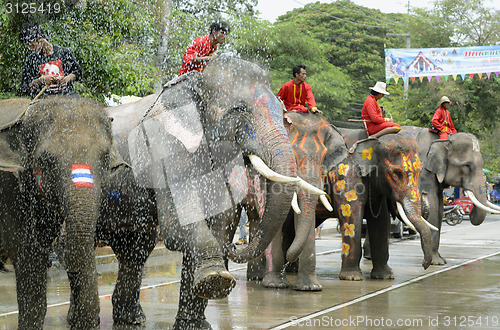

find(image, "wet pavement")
[2,215,500,329]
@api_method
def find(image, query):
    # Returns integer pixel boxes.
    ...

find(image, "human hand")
[311,107,323,114]
[39,74,59,86]
[58,75,74,86]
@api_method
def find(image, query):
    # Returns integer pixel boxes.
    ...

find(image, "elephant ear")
[322,125,348,173]
[425,140,449,183]
[128,74,246,225]
[109,136,130,176]
[0,128,23,173]
[351,138,380,177]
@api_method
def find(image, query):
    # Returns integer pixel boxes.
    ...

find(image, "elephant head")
[424,133,498,226]
[127,56,323,264]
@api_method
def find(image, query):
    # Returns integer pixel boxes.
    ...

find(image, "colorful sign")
[385,45,500,82]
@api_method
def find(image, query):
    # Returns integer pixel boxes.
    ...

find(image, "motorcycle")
[443,204,464,226]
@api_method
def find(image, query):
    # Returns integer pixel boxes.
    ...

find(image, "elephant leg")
[294,224,322,291]
[363,232,371,260]
[174,254,211,330]
[261,228,289,288]
[246,207,266,281]
[426,193,446,265]
[110,228,157,325]
[66,262,100,329]
[14,242,49,329]
[339,214,363,281]
[366,203,394,280]
[156,190,235,300]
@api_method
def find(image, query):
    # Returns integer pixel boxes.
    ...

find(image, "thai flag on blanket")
[71,164,94,188]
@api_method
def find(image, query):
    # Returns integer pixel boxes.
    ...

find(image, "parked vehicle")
[443,204,464,226]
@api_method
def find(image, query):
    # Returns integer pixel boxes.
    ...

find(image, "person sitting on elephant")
[179,20,230,76]
[277,64,323,114]
[361,81,400,138]
[19,22,82,99]
[431,96,457,139]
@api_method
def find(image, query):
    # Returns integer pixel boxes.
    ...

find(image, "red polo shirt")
[179,36,216,75]
[277,80,317,113]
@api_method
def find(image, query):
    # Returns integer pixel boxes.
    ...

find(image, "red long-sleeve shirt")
[432,107,457,135]
[179,36,216,76]
[361,95,400,135]
[277,80,317,113]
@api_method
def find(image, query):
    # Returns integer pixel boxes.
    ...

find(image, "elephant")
[399,127,500,265]
[105,56,324,329]
[0,97,121,329]
[261,112,346,290]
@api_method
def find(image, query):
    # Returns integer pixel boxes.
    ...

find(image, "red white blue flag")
[71,164,94,188]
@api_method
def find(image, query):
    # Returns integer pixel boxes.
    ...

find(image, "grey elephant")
[0,97,121,329]
[106,56,324,329]
[400,127,500,265]
[261,112,346,290]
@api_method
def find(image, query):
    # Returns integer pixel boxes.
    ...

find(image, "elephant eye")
[393,169,404,181]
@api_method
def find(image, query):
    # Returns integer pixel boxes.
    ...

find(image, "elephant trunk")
[64,188,99,272]
[227,130,296,263]
[467,190,489,226]
[286,188,321,263]
[401,198,432,269]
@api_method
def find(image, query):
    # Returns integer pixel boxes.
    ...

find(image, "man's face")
[213,30,227,44]
[442,102,450,109]
[25,36,43,53]
[295,68,307,83]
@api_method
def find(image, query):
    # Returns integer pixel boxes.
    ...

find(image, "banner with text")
[385,45,500,83]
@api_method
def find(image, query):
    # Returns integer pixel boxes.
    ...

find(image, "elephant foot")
[113,304,146,325]
[339,269,363,281]
[193,263,236,300]
[370,266,394,280]
[173,318,212,330]
[67,306,100,329]
[262,271,290,289]
[430,252,447,266]
[294,273,322,291]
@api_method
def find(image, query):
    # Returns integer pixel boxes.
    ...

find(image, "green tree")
[229,18,354,120]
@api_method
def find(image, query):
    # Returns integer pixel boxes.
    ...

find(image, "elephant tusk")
[396,202,417,232]
[320,194,333,212]
[421,216,439,231]
[466,190,500,214]
[248,155,300,184]
[292,192,301,214]
[486,200,500,212]
[295,178,327,195]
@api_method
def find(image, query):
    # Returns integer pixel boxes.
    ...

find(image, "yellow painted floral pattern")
[336,180,346,191]
[345,190,358,202]
[344,223,355,237]
[362,147,374,160]
[338,164,350,176]
[341,204,352,217]
[342,243,350,256]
